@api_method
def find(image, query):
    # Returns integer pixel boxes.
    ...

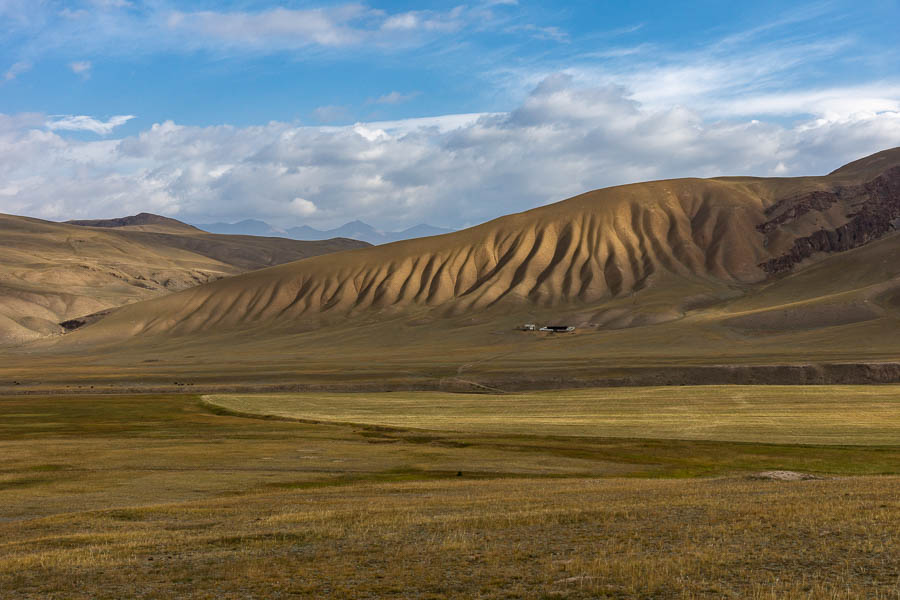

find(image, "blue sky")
[1,0,899,229]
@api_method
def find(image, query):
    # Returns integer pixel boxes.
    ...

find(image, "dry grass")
[207,385,900,445]
[2,392,900,598]
[3,477,900,599]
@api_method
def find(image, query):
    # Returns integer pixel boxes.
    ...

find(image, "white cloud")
[161,4,476,52]
[1,1,508,70]
[381,7,465,33]
[721,85,900,120]
[490,10,868,124]
[381,13,418,31]
[69,61,92,77]
[290,198,318,216]
[167,5,373,48]
[46,114,135,135]
[1,78,898,229]
[4,61,31,81]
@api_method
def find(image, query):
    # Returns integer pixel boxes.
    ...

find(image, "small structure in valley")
[520,323,576,333]
[539,325,575,333]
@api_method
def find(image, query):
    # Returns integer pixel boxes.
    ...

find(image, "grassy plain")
[207,385,900,445]
[2,390,900,598]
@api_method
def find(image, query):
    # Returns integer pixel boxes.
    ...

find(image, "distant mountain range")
[193,219,454,245]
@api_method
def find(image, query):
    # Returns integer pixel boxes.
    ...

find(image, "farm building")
[539,325,575,333]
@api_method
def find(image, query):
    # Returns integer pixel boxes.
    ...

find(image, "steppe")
[2,149,900,598]
[2,390,900,599]
[2,148,900,390]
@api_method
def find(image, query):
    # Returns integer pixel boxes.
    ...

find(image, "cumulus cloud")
[3,77,899,229]
[45,114,135,135]
[290,198,318,216]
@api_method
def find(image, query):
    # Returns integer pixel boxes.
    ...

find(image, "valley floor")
[2,390,899,598]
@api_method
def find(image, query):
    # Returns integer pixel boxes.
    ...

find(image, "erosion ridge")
[68,177,771,340]
[60,147,900,345]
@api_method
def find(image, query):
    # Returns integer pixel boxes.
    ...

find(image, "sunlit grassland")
[4,476,900,599]
[2,391,900,598]
[206,385,900,445]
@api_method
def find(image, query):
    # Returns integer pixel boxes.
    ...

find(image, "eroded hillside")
[60,148,900,346]
[0,214,368,345]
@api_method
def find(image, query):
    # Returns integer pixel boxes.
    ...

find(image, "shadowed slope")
[66,212,202,234]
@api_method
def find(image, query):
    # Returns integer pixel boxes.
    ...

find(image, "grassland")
[206,385,900,445]
[2,390,900,598]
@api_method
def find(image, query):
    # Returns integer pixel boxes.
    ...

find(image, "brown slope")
[54,147,900,349]
[0,214,368,346]
[66,212,201,234]
[62,177,772,343]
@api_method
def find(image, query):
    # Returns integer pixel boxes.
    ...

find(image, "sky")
[1,0,900,230]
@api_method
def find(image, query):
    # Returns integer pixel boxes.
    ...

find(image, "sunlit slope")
[0,214,368,345]
[58,148,900,356]
[65,177,776,341]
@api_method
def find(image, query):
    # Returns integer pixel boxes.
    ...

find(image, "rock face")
[760,166,900,274]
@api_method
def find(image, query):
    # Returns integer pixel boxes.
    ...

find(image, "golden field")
[206,385,900,445]
[2,389,900,598]
[2,151,900,598]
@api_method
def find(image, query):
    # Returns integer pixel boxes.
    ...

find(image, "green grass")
[206,385,900,445]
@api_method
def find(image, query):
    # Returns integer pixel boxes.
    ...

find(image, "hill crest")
[0,214,369,346]
[67,212,200,234]
[49,147,900,349]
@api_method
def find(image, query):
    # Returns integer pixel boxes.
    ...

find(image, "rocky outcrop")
[760,167,900,274]
[758,190,843,234]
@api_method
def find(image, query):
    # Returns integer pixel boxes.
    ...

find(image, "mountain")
[0,214,369,346]
[192,219,285,237]
[286,220,379,242]
[58,148,899,329]
[196,219,454,245]
[9,148,900,388]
